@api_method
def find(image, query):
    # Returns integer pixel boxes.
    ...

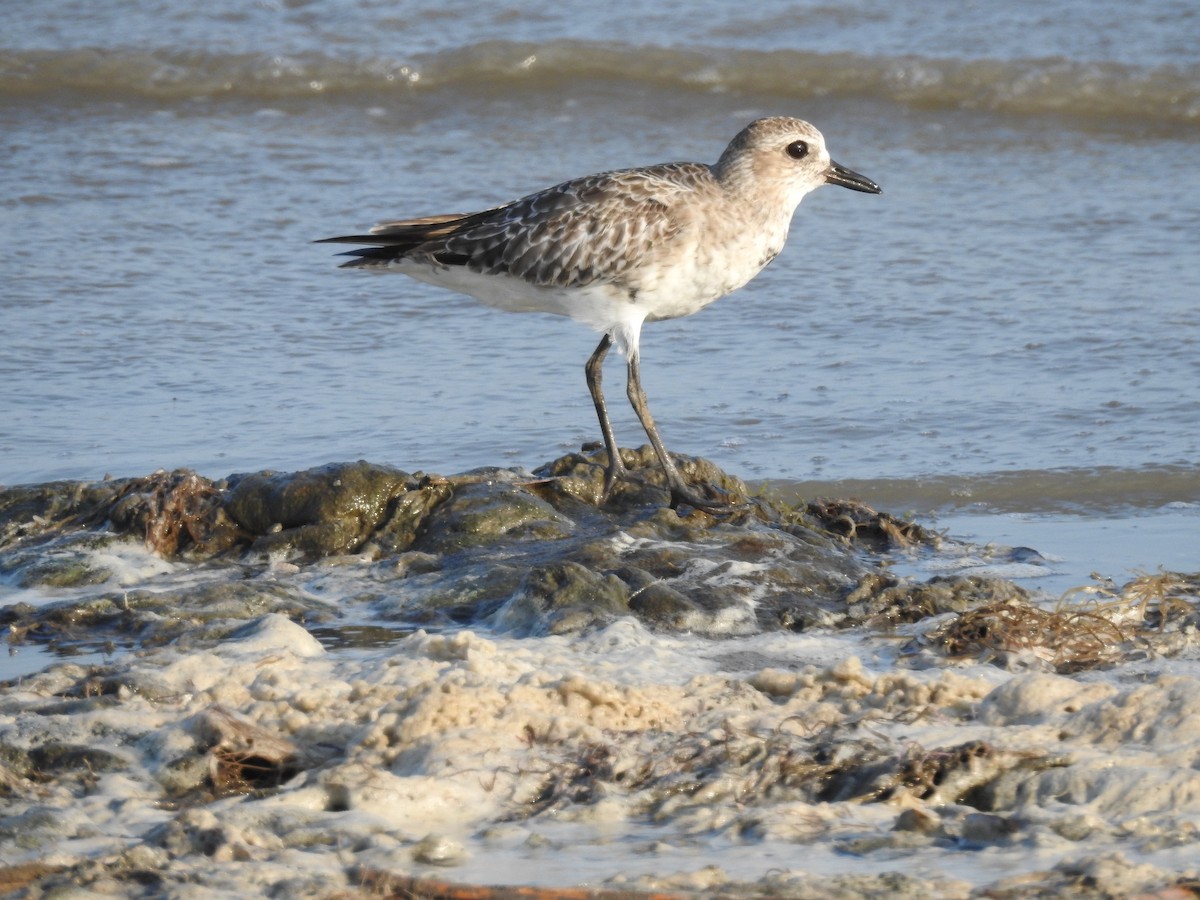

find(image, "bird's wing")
[319,163,712,289]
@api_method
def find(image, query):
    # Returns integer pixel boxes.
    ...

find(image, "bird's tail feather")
[316,213,481,267]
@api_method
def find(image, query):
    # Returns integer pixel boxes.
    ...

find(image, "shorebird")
[320,117,880,510]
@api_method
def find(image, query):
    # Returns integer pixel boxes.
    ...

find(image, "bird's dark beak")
[825,161,881,194]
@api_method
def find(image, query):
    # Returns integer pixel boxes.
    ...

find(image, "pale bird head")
[714,116,881,209]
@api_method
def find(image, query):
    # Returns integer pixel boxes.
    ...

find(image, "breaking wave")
[3,40,1198,124]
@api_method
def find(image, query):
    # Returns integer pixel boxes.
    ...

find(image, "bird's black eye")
[785,140,809,160]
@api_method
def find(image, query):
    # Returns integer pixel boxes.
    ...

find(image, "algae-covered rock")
[493,560,630,635]
[846,572,1030,628]
[0,450,875,650]
[369,478,455,555]
[225,461,416,556]
[1,470,244,560]
[0,448,1062,654]
[533,444,751,509]
[0,579,330,657]
[626,579,699,627]
[0,479,124,551]
[26,742,128,776]
[801,497,938,550]
[106,470,240,557]
[0,541,117,588]
[413,479,573,555]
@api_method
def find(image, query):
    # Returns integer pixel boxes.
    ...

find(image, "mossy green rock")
[226,461,415,556]
[413,480,573,554]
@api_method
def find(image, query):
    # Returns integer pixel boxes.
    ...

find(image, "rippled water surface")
[2,0,1198,498]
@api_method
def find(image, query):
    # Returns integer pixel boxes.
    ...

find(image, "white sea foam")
[6,615,1200,894]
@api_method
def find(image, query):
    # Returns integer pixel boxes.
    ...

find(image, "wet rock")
[0,744,127,801]
[148,807,228,858]
[1048,813,1106,841]
[802,497,938,550]
[0,524,142,589]
[0,479,122,551]
[2,470,237,560]
[493,560,630,635]
[381,560,527,627]
[580,509,865,634]
[983,852,1182,898]
[0,745,34,790]
[834,829,936,857]
[0,579,328,661]
[847,573,1029,628]
[1,542,116,588]
[959,811,1020,846]
[532,444,752,509]
[226,461,416,557]
[816,740,1038,807]
[893,807,943,835]
[106,470,242,557]
[0,448,1056,655]
[412,479,573,555]
[627,579,698,628]
[0,806,62,847]
[369,478,454,555]
[412,833,469,866]
[27,742,128,776]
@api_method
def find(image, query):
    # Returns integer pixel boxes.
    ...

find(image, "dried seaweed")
[196,706,302,798]
[932,598,1130,672]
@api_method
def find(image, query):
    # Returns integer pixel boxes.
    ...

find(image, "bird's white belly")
[389,259,650,355]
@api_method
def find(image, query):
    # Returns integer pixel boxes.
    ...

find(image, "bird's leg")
[625,352,737,512]
[585,333,627,501]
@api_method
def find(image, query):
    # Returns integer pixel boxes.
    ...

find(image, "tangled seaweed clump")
[915,570,1200,673]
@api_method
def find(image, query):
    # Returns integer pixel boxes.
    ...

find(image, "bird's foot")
[666,479,750,515]
[597,452,631,506]
[590,446,748,514]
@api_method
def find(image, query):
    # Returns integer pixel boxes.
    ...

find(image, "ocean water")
[2,1,1200,894]
[3,0,1198,492]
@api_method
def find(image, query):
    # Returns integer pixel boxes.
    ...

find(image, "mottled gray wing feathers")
[319,163,714,289]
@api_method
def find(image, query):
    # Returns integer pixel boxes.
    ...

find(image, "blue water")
[1,0,1198,506]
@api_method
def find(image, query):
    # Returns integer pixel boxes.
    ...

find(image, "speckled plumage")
[321,117,880,509]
